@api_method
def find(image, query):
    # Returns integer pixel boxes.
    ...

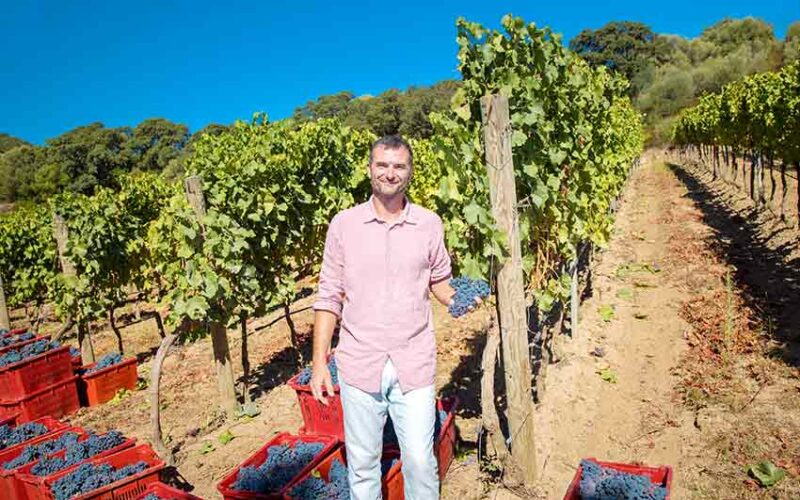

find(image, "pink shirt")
[313,198,452,393]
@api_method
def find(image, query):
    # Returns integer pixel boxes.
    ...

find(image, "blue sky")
[1,0,797,144]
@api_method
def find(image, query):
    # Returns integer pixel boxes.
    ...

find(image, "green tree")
[42,123,133,195]
[0,134,30,154]
[569,21,670,94]
[785,21,800,63]
[125,118,190,172]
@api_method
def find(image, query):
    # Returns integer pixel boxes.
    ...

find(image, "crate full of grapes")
[0,340,72,402]
[217,432,340,500]
[15,429,135,500]
[38,444,164,500]
[77,353,138,407]
[288,356,344,439]
[563,458,673,499]
[0,427,87,497]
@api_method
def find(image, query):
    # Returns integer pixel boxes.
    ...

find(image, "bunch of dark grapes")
[86,353,124,374]
[0,422,49,449]
[383,408,449,448]
[579,460,667,500]
[69,347,80,358]
[287,458,350,499]
[32,431,125,476]
[142,495,163,500]
[295,357,339,386]
[0,339,58,367]
[448,277,490,318]
[232,441,325,494]
[0,331,34,348]
[2,432,81,470]
[50,460,148,500]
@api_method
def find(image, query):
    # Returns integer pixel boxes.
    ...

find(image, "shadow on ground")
[669,163,800,367]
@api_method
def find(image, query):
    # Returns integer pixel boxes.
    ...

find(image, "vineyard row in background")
[673,62,800,226]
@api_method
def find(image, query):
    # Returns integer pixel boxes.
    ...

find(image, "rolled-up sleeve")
[429,216,452,284]
[313,215,345,316]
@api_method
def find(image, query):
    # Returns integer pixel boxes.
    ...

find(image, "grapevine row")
[673,62,800,225]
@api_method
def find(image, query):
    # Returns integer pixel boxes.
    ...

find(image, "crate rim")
[79,356,137,380]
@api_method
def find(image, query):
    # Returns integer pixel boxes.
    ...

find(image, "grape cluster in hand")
[579,460,667,500]
[2,432,81,470]
[0,331,34,348]
[0,422,49,450]
[232,441,325,494]
[50,460,148,500]
[86,353,124,374]
[32,431,126,476]
[0,339,59,367]
[296,357,339,386]
[448,277,490,318]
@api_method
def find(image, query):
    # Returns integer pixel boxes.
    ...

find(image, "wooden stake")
[53,214,95,363]
[0,274,10,331]
[480,94,537,485]
[183,176,238,417]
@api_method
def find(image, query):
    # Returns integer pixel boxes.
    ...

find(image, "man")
[311,135,476,499]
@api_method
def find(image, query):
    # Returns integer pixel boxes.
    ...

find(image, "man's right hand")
[310,361,335,406]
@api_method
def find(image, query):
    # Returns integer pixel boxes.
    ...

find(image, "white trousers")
[339,358,439,500]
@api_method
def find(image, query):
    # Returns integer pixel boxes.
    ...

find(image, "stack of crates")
[0,331,78,423]
[0,414,167,500]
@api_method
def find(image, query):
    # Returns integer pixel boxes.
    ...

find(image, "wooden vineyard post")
[0,274,10,331]
[570,258,579,338]
[184,176,238,417]
[480,94,538,485]
[53,214,95,363]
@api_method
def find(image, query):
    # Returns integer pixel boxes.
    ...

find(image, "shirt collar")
[362,195,418,225]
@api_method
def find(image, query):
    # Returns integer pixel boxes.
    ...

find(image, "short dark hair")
[369,135,413,167]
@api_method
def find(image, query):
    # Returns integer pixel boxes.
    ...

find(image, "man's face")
[368,145,412,198]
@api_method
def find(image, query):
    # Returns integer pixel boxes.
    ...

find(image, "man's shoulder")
[330,201,370,226]
[409,203,443,227]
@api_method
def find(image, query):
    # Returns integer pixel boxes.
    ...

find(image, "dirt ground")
[16,150,800,499]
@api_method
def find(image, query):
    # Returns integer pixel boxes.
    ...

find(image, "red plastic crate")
[217,432,340,500]
[289,370,343,440]
[15,433,136,500]
[136,482,204,500]
[0,427,87,498]
[0,345,72,402]
[563,458,673,499]
[283,445,401,500]
[34,444,165,500]
[72,354,82,371]
[0,376,80,423]
[78,358,138,407]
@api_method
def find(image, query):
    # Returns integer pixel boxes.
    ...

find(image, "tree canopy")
[291,80,460,139]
